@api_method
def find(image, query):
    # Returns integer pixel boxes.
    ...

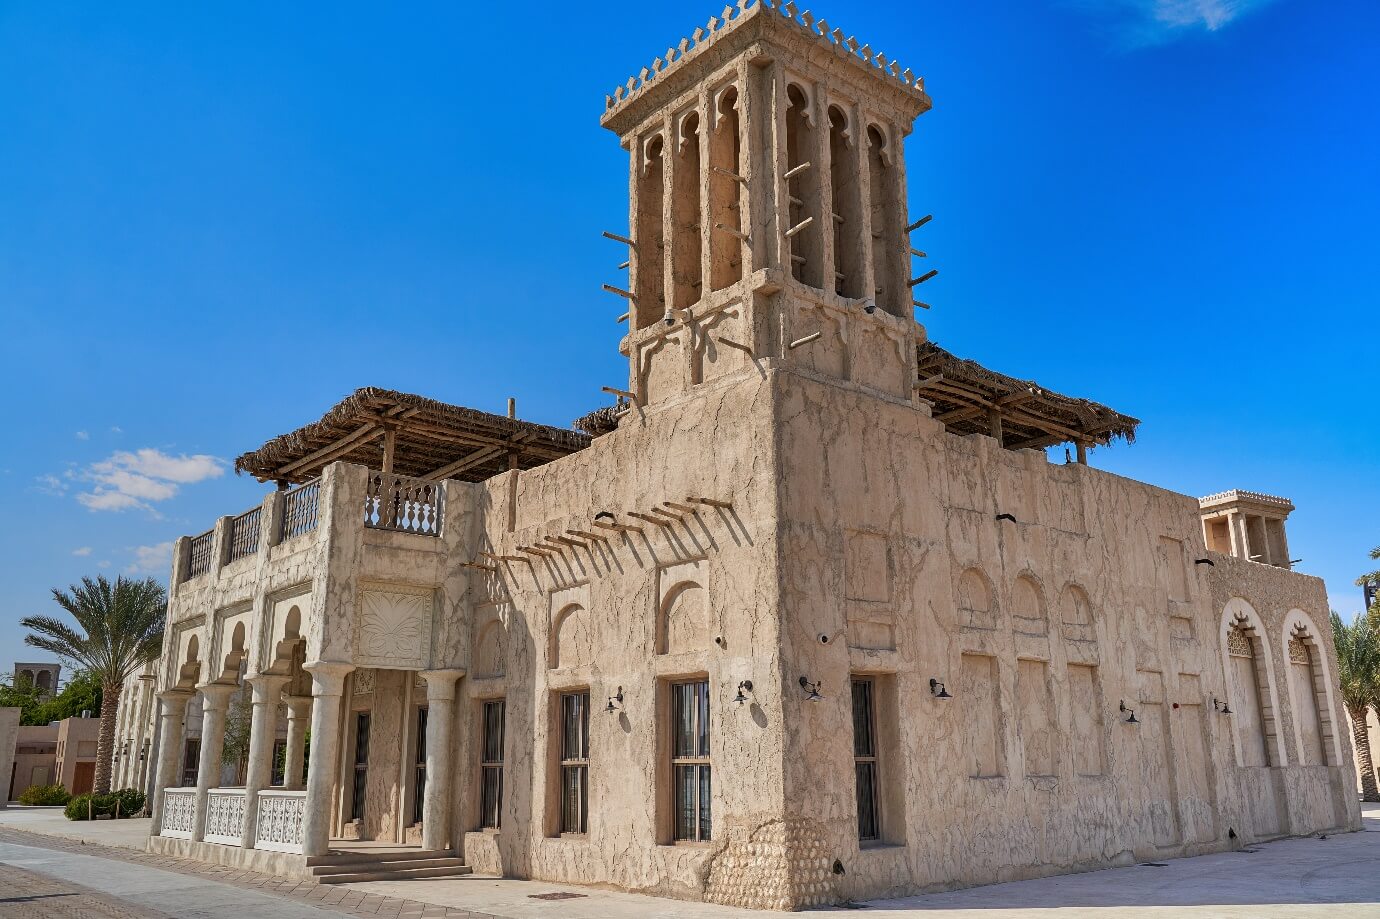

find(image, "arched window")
[708,85,742,292]
[866,124,904,316]
[957,568,994,630]
[672,109,702,310]
[474,620,506,679]
[785,83,822,288]
[1283,612,1339,767]
[635,134,666,328]
[828,105,863,298]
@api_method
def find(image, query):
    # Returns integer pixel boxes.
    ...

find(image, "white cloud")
[1076,0,1278,46]
[36,473,69,495]
[128,542,174,575]
[76,430,89,440]
[72,546,92,557]
[73,448,225,513]
[97,560,111,569]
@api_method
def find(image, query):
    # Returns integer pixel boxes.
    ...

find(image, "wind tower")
[600,0,933,409]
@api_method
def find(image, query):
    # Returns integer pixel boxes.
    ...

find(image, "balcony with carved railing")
[227,507,261,562]
[364,470,443,536]
[160,787,196,839]
[203,788,248,846]
[253,790,306,853]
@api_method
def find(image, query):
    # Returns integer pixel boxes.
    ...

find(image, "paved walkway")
[0,805,1376,917]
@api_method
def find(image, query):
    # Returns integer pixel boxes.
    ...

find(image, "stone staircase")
[306,848,472,884]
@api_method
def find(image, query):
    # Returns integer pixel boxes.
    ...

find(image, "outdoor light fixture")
[995,513,1017,524]
[605,686,624,714]
[1194,558,1216,567]
[928,678,952,700]
[1213,697,1233,715]
[1119,701,1139,725]
[734,680,754,705]
[863,299,877,315]
[799,676,823,703]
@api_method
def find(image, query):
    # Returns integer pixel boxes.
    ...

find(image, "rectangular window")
[180,739,200,788]
[560,691,590,834]
[671,680,711,842]
[413,707,428,825]
[479,700,505,830]
[351,712,370,821]
[270,739,286,787]
[852,678,880,841]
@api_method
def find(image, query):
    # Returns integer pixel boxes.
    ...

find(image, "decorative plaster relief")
[354,586,435,670]
[658,558,709,655]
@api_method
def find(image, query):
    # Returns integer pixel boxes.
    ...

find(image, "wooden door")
[72,761,95,795]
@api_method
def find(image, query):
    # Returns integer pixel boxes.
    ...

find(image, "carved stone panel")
[354,587,434,670]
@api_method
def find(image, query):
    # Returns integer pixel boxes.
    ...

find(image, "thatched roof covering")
[916,341,1139,451]
[234,388,590,484]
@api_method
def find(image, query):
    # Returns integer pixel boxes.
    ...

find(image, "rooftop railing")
[227,507,261,562]
[281,479,321,542]
[186,530,214,579]
[364,471,443,536]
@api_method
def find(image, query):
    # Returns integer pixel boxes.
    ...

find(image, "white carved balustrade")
[160,788,197,839]
[364,471,443,536]
[254,790,307,853]
[203,788,248,846]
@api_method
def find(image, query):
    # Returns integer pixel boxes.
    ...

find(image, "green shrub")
[18,784,70,806]
[65,793,92,820]
[113,788,145,815]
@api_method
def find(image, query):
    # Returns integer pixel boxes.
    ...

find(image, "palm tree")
[1357,546,1380,611]
[1332,610,1380,802]
[22,575,166,795]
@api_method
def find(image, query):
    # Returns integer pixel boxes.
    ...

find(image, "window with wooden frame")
[671,679,711,842]
[559,691,590,834]
[852,678,880,842]
[479,699,505,830]
[180,739,200,788]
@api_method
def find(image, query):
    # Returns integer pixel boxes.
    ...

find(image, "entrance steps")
[306,848,472,884]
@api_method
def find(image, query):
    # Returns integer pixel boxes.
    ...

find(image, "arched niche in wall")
[36,670,52,692]
[551,603,593,670]
[866,122,904,316]
[827,103,863,298]
[1220,598,1286,768]
[1281,610,1341,767]
[1059,583,1094,642]
[956,567,995,630]
[659,579,709,655]
[474,619,507,680]
[175,633,202,690]
[672,107,702,311]
[1011,574,1047,636]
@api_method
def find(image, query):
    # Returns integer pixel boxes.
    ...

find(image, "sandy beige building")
[139,0,1359,909]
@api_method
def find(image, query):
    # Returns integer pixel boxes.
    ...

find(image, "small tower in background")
[1200,490,1296,568]
[601,1,932,408]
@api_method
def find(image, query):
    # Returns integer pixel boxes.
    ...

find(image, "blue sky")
[1,0,1375,672]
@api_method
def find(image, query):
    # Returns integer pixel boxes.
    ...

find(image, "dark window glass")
[560,692,590,834]
[413,707,428,825]
[271,739,286,787]
[480,700,505,830]
[851,679,879,841]
[670,680,711,842]
[180,739,200,788]
[351,712,371,821]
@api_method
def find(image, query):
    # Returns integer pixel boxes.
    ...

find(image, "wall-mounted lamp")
[928,678,952,700]
[605,687,624,714]
[995,513,1017,524]
[1194,558,1215,567]
[1289,559,1303,565]
[1213,697,1233,715]
[799,676,823,703]
[734,680,754,705]
[862,298,877,315]
[1119,701,1139,725]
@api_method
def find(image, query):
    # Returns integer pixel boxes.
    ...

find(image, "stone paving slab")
[0,860,176,919]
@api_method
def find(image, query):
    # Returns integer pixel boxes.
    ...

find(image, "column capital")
[304,660,355,697]
[195,682,238,709]
[420,668,466,702]
[284,695,313,717]
[158,688,193,706]
[246,673,290,705]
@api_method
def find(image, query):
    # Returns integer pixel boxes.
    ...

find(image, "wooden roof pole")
[988,408,1004,444]
[381,428,397,475]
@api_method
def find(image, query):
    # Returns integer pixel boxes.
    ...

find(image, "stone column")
[302,661,354,857]
[150,690,192,834]
[191,683,237,842]
[283,696,312,790]
[241,674,289,848]
[419,669,464,852]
